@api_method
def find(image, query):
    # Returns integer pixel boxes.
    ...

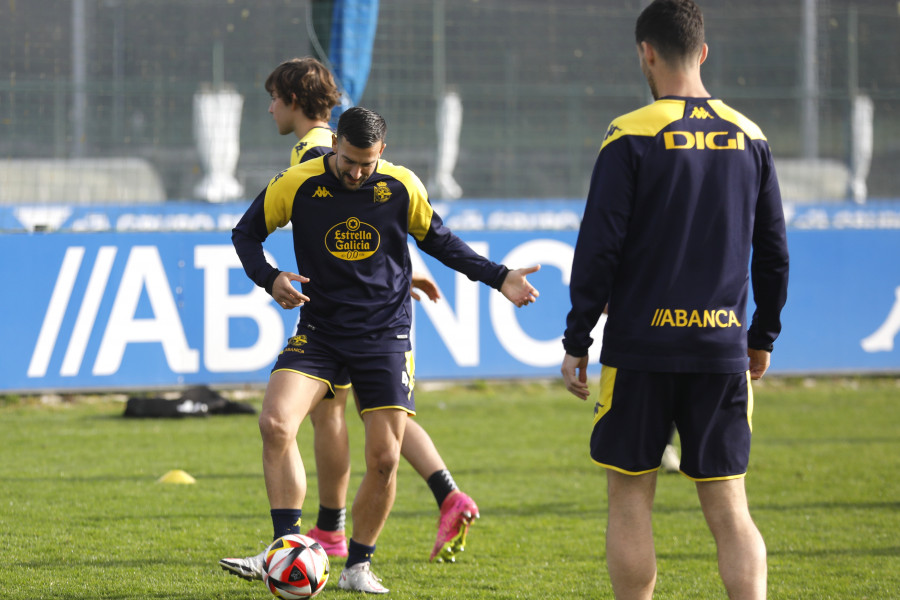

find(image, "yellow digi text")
[664,131,746,151]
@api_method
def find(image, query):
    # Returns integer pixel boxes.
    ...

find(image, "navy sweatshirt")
[563,97,789,373]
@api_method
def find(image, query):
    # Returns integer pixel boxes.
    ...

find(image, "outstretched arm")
[501,265,541,307]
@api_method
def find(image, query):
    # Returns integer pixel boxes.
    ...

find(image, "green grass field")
[1,377,898,599]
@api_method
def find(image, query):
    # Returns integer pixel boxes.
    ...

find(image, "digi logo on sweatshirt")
[664,131,746,151]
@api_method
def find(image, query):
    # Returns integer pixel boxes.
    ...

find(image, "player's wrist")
[562,339,588,358]
[748,341,774,353]
[264,269,282,295]
[493,265,510,290]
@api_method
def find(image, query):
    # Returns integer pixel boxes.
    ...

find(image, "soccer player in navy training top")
[261,57,485,564]
[560,1,789,598]
[223,106,540,593]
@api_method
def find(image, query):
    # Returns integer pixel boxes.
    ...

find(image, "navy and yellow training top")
[290,126,334,166]
[563,96,789,373]
[233,154,509,352]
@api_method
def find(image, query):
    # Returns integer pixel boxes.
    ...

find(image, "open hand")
[501,265,541,307]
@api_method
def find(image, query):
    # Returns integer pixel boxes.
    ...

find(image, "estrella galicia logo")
[325,217,380,261]
[374,181,392,203]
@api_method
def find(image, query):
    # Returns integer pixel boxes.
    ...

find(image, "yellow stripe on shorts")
[592,365,616,427]
[746,370,754,433]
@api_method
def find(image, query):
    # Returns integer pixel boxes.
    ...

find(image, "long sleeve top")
[563,97,789,373]
[233,154,508,352]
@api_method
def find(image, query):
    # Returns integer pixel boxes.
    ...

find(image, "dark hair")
[264,57,341,122]
[635,0,705,64]
[335,107,387,148]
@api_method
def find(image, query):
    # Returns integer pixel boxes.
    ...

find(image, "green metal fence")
[1,0,898,202]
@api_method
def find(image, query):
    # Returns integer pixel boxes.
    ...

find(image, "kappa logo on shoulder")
[312,186,333,198]
[271,169,288,184]
[690,106,713,119]
[604,124,622,141]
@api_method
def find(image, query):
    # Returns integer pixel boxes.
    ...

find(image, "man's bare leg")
[259,371,328,509]
[401,418,445,478]
[350,409,407,545]
[309,387,351,509]
[606,470,658,600]
[697,479,767,600]
[218,371,327,581]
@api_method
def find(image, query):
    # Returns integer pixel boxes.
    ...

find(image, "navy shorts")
[590,366,753,480]
[271,328,415,415]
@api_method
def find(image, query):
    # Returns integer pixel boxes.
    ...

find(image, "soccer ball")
[262,534,330,599]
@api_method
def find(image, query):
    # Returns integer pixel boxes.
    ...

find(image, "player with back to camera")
[222,105,540,593]
[561,1,789,599]
[254,57,485,565]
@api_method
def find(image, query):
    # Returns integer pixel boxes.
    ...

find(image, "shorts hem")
[682,472,747,482]
[271,368,334,396]
[359,405,416,416]
[591,459,659,476]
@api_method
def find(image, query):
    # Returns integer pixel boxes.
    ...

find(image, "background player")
[222,106,540,593]
[264,57,482,563]
[560,1,789,598]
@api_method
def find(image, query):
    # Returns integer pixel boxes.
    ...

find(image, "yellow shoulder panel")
[290,128,334,166]
[306,127,335,148]
[264,159,326,233]
[707,100,766,140]
[600,99,686,151]
[376,159,434,242]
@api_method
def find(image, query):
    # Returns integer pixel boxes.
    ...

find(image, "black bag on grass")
[123,386,255,418]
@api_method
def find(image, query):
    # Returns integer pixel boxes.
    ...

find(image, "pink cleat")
[305,526,349,558]
[430,491,480,562]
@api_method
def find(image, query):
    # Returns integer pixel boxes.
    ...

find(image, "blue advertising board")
[1,200,899,392]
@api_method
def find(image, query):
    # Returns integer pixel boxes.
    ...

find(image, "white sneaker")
[218,549,266,581]
[338,561,389,594]
[661,444,680,473]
